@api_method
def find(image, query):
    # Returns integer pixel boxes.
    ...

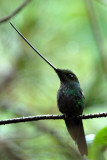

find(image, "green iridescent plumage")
[57,69,87,155]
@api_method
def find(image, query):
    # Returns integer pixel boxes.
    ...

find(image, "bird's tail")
[65,118,88,156]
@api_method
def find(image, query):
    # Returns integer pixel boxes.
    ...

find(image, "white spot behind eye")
[67,73,73,78]
[69,74,73,78]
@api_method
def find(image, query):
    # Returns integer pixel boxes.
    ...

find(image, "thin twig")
[0,0,31,23]
[79,112,107,119]
[0,112,106,125]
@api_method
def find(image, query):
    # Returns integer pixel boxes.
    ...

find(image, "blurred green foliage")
[89,127,107,160]
[0,0,107,159]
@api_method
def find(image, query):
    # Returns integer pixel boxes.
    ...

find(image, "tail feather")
[65,118,88,156]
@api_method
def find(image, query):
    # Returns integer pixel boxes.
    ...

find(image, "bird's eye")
[67,73,73,79]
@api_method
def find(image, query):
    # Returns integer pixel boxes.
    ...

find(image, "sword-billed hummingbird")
[10,22,88,156]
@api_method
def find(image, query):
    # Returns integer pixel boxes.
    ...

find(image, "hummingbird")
[10,22,88,156]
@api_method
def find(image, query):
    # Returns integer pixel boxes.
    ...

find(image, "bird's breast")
[57,84,84,116]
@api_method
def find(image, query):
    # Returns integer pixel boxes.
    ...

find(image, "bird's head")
[55,69,79,83]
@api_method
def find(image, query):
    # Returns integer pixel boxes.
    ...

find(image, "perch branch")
[0,0,30,23]
[0,112,107,125]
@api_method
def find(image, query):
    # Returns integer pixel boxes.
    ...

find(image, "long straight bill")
[10,22,57,70]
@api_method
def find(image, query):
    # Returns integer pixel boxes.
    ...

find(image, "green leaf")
[90,127,107,160]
